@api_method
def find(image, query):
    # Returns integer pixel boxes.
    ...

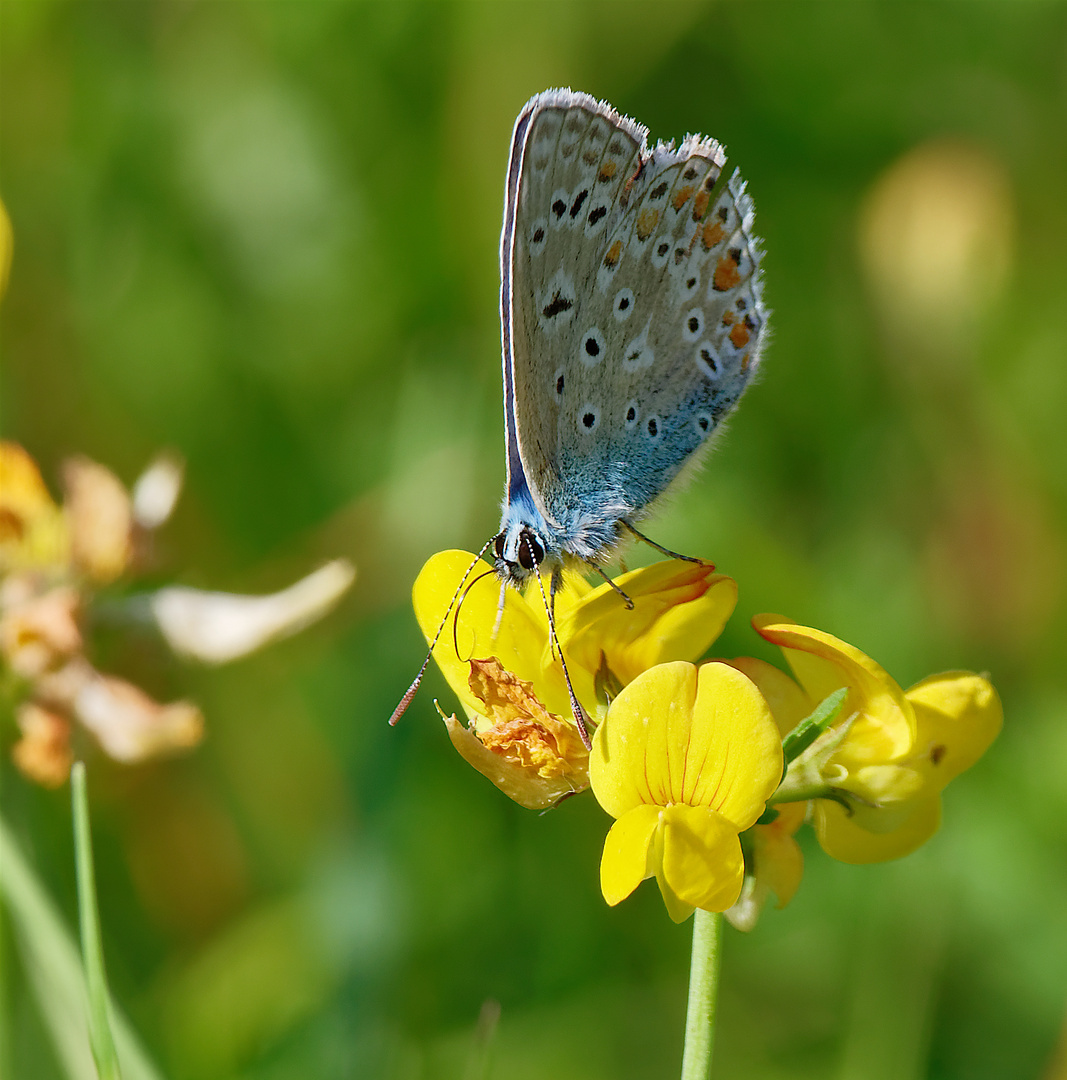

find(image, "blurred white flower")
[150,559,355,664]
[131,452,185,530]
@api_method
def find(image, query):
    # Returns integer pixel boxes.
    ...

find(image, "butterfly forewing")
[505,89,767,545]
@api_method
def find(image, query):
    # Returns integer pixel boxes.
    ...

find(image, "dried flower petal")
[63,456,133,583]
[0,582,82,678]
[11,703,73,788]
[73,669,204,762]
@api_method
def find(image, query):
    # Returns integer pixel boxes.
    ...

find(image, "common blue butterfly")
[391,89,766,738]
[491,88,766,587]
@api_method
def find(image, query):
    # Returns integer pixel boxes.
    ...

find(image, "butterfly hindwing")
[504,88,767,554]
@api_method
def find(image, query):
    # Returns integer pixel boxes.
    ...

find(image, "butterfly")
[392,89,766,740]
[492,88,766,589]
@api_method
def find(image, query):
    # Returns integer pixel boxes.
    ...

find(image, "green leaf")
[782,687,849,765]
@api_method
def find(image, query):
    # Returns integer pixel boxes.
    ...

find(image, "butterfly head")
[492,524,546,587]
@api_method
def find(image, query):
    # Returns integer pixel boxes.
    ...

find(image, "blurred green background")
[3,2,1067,1078]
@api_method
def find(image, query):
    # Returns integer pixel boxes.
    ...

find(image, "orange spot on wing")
[604,240,623,268]
[741,352,751,372]
[713,254,742,291]
[672,185,695,210]
[598,160,618,182]
[636,208,660,241]
[692,190,710,221]
[729,322,751,348]
[722,310,736,326]
[702,221,725,250]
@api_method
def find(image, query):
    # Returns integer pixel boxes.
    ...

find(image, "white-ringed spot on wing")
[624,401,640,430]
[579,404,601,434]
[694,411,713,438]
[549,188,570,228]
[651,236,672,269]
[695,340,721,379]
[622,320,655,372]
[644,414,662,441]
[579,327,605,367]
[682,308,704,342]
[538,269,577,333]
[585,202,610,237]
[680,272,700,301]
[529,217,548,256]
[613,287,634,321]
[553,367,565,401]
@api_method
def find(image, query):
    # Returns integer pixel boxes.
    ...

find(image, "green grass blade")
[71,762,122,1080]
[0,807,166,1080]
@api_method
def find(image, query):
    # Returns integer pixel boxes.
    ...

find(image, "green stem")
[72,762,122,1080]
[680,909,723,1080]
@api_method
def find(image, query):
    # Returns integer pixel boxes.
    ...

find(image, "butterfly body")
[492,88,767,589]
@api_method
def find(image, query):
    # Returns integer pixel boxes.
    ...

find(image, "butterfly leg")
[537,564,591,749]
[591,565,634,609]
[621,521,707,565]
[491,579,507,640]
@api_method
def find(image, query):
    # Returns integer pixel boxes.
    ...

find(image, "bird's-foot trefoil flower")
[411,550,737,810]
[589,660,783,923]
[749,615,1002,864]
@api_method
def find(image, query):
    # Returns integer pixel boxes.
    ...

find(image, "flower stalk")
[680,909,723,1080]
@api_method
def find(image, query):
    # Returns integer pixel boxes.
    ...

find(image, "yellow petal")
[753,802,807,908]
[413,550,581,724]
[905,672,1002,788]
[441,711,585,811]
[685,663,783,828]
[659,803,746,917]
[0,442,70,572]
[590,661,698,818]
[727,656,813,736]
[590,661,781,831]
[600,804,662,905]
[562,561,737,686]
[814,794,941,864]
[0,197,10,297]
[754,615,913,764]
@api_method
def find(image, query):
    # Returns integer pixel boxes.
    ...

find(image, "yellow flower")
[589,661,783,922]
[724,656,811,927]
[412,549,737,810]
[753,615,1002,864]
[0,442,71,574]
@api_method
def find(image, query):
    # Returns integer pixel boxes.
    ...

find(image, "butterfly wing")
[502,89,767,545]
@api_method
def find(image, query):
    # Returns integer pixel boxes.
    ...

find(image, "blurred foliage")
[2,2,1066,1078]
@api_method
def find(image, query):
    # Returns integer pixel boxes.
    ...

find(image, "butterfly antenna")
[452,567,498,659]
[533,561,592,750]
[389,540,494,728]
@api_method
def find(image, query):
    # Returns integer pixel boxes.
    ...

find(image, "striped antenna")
[389,539,494,727]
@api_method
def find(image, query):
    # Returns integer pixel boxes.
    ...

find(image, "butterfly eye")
[517,532,544,571]
[493,534,506,559]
